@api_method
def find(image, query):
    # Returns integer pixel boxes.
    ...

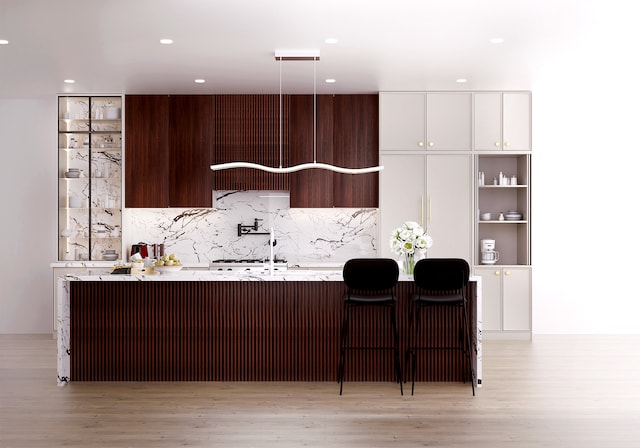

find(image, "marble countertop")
[50,261,344,270]
[67,269,352,282]
[64,269,480,283]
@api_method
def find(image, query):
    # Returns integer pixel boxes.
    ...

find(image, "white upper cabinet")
[379,92,426,151]
[380,92,472,151]
[425,92,472,151]
[474,92,531,151]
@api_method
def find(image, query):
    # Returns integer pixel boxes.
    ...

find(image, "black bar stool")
[338,258,403,395]
[406,258,475,396]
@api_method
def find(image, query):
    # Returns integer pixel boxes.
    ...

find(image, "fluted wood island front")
[56,270,482,387]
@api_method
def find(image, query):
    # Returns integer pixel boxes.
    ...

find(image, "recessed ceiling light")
[0,39,8,45]
[64,79,75,84]
[490,37,504,44]
[324,38,338,44]
[325,78,336,83]
[195,79,205,84]
[456,78,467,83]
[160,38,173,45]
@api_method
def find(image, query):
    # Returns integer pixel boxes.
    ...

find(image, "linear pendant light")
[210,50,384,174]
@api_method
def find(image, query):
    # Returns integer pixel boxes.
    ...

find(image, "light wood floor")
[1,335,639,447]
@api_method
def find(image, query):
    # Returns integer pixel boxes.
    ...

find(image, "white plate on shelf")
[154,265,184,274]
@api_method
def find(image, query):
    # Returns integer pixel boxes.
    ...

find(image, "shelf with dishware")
[58,95,123,261]
[476,154,530,267]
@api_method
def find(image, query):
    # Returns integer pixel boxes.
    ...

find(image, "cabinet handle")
[495,271,500,276]
[505,141,511,147]
[494,141,501,147]
[428,196,432,225]
[418,141,424,147]
[505,271,511,276]
[428,141,434,147]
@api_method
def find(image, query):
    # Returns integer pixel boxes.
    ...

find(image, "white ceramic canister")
[69,195,82,208]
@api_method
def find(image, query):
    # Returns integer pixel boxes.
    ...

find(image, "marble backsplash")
[123,190,378,264]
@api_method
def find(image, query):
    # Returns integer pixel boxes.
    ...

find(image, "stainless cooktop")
[209,259,288,272]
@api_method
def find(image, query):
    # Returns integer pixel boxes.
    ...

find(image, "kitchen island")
[57,270,482,387]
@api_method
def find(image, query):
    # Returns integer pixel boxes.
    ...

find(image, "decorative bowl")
[65,171,81,178]
[154,265,183,274]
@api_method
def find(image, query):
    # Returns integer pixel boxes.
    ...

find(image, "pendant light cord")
[279,58,283,169]
[210,50,384,174]
[313,58,317,164]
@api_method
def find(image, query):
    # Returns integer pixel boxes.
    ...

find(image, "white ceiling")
[0,0,614,98]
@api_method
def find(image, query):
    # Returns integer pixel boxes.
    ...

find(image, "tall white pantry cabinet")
[379,91,532,338]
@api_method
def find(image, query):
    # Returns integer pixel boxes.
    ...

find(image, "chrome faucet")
[268,227,277,275]
[237,218,270,236]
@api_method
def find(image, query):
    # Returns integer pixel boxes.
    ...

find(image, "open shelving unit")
[476,154,530,266]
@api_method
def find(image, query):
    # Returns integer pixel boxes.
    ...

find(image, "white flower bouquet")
[390,221,432,256]
[390,221,433,273]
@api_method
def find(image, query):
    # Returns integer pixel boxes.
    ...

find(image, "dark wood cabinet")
[289,95,334,208]
[169,95,214,207]
[125,95,214,208]
[125,94,378,208]
[124,95,170,208]
[212,95,289,191]
[332,94,379,208]
[289,94,378,208]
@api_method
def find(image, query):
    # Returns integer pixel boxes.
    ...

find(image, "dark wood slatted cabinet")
[212,94,289,191]
[289,94,334,208]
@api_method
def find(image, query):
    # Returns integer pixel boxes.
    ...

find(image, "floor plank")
[1,334,639,447]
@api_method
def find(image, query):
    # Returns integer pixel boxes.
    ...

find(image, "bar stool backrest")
[343,258,399,292]
[413,258,470,292]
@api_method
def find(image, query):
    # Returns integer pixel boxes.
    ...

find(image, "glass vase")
[403,253,416,275]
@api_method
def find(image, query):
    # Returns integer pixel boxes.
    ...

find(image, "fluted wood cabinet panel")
[332,94,379,208]
[169,95,214,207]
[289,95,334,207]
[125,95,170,208]
[212,95,289,191]
[70,281,477,383]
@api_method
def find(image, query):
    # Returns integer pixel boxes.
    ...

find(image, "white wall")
[0,97,57,333]
[530,3,640,333]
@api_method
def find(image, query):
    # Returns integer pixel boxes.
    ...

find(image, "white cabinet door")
[379,92,426,151]
[503,92,531,151]
[473,92,531,151]
[379,154,426,259]
[473,92,502,150]
[503,267,531,331]
[475,267,502,331]
[476,266,531,333]
[379,154,472,262]
[426,92,472,151]
[425,155,472,262]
